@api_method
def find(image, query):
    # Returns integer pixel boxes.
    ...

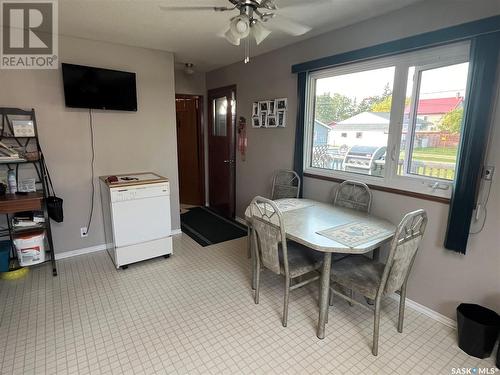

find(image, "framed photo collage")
[252,98,287,128]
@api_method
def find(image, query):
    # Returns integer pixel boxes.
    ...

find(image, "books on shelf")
[12,211,45,229]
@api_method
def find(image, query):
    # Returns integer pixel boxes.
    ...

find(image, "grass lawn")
[402,147,457,164]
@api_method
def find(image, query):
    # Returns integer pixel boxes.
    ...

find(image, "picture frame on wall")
[267,115,277,128]
[269,100,275,115]
[260,111,267,127]
[252,97,287,129]
[276,98,288,110]
[251,116,261,128]
[277,110,286,127]
[252,102,259,117]
[259,101,268,112]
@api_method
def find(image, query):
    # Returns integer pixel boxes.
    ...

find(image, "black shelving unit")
[0,107,57,276]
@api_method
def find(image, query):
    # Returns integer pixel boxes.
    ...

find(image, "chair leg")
[251,230,257,290]
[348,289,354,306]
[329,288,334,306]
[282,276,291,327]
[372,298,381,356]
[246,227,252,259]
[398,284,407,333]
[254,260,260,304]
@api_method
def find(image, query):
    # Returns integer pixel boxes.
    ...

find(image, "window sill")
[303,172,451,205]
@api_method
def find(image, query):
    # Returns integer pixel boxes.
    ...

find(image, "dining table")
[245,198,396,339]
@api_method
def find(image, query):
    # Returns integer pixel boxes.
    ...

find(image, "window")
[213,97,227,136]
[310,66,395,174]
[399,62,469,181]
[304,42,470,198]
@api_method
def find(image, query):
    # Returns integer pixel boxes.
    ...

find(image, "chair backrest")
[379,209,428,296]
[271,170,301,200]
[249,196,289,275]
[333,180,373,213]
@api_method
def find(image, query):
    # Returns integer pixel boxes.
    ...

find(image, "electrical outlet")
[80,227,88,238]
[484,166,495,181]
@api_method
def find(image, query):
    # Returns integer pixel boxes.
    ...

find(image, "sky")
[315,62,469,102]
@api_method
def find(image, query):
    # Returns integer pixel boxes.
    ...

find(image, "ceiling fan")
[160,0,312,63]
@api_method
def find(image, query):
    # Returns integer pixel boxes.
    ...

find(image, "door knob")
[223,160,235,164]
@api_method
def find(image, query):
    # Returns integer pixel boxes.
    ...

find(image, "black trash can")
[457,303,500,359]
[496,341,499,369]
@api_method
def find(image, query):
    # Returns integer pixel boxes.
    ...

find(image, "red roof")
[404,97,463,115]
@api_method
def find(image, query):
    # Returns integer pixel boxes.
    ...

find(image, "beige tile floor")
[0,234,497,375]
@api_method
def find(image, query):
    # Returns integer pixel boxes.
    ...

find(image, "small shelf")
[11,224,46,235]
[0,107,57,277]
[0,192,44,214]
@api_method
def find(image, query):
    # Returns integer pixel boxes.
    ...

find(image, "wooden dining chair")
[333,180,372,213]
[271,170,301,200]
[328,209,428,355]
[250,196,322,327]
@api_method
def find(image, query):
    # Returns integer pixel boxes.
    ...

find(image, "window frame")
[303,42,471,199]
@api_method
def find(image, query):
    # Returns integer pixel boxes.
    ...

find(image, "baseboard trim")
[55,231,182,260]
[55,244,108,260]
[389,293,456,329]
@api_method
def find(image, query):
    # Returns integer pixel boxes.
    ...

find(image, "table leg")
[317,252,332,339]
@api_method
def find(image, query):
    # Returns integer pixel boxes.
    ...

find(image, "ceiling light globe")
[236,20,248,33]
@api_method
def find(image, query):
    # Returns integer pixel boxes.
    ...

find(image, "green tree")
[439,107,463,133]
[371,96,393,112]
[315,93,357,123]
[371,96,411,112]
[358,83,393,113]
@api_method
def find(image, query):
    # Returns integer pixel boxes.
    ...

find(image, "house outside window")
[305,42,470,198]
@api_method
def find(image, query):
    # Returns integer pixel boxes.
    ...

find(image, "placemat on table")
[273,199,315,212]
[317,221,393,248]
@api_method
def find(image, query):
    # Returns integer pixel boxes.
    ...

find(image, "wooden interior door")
[176,95,204,206]
[208,85,236,218]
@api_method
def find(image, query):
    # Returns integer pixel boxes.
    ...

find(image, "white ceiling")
[59,0,424,72]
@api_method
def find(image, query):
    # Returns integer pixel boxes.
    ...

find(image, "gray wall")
[0,36,180,254]
[206,0,500,319]
[175,70,206,96]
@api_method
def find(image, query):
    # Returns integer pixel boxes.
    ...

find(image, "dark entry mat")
[180,207,247,247]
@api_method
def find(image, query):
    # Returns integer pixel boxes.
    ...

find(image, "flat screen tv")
[62,63,137,111]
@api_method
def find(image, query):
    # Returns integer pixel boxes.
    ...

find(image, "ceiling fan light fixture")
[229,15,250,38]
[252,21,271,45]
[224,28,241,46]
[235,19,249,34]
[184,63,195,75]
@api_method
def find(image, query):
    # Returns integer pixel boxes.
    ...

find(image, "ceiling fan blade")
[159,5,231,12]
[259,0,277,10]
[274,0,330,9]
[268,15,311,36]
